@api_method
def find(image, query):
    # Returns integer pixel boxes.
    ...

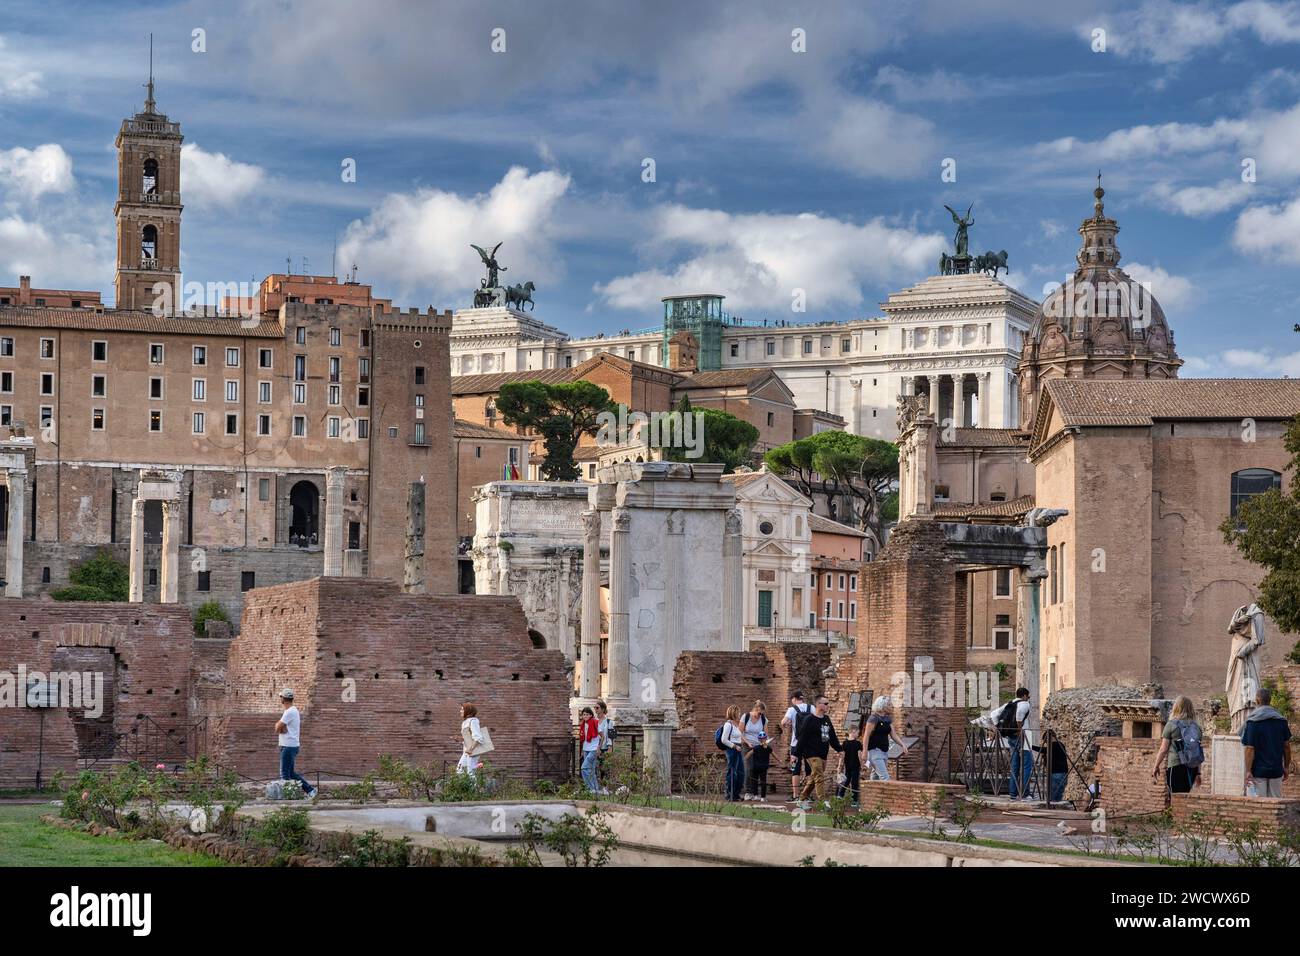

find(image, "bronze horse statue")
[975,250,1009,278]
[506,281,536,311]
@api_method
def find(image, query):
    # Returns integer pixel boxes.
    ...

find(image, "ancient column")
[663,510,685,687]
[403,480,425,594]
[159,499,180,603]
[128,497,146,602]
[607,507,631,702]
[579,509,603,699]
[1015,570,1043,709]
[927,375,939,418]
[850,379,862,434]
[979,372,991,427]
[323,466,347,577]
[721,508,744,649]
[4,468,25,597]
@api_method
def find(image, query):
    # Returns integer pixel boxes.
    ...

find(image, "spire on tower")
[143,33,156,113]
[1094,170,1105,218]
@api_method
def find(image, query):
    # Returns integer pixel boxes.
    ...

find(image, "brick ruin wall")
[208,577,573,781]
[1171,792,1300,839]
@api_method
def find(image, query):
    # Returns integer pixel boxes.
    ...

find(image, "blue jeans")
[581,748,600,792]
[725,748,745,801]
[1050,772,1067,803]
[279,745,313,794]
[1008,743,1033,798]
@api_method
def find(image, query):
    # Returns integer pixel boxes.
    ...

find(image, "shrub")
[60,763,175,832]
[334,829,411,867]
[51,550,129,602]
[192,600,230,636]
[249,807,311,864]
[506,805,618,867]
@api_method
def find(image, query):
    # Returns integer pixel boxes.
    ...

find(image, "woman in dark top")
[863,695,909,782]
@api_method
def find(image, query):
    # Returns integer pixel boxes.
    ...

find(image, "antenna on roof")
[144,34,156,112]
[286,254,292,276]
[302,256,309,275]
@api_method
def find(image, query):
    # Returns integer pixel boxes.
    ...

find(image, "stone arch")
[289,480,320,546]
[527,628,547,649]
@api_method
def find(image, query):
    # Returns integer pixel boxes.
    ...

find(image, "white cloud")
[1220,346,1300,376]
[1037,119,1247,161]
[0,37,43,100]
[337,166,572,298]
[180,144,266,208]
[814,100,935,179]
[1039,220,1063,239]
[0,215,111,287]
[595,205,944,314]
[0,144,74,200]
[1090,0,1300,64]
[1232,194,1300,261]
[1150,179,1255,216]
[1124,262,1196,311]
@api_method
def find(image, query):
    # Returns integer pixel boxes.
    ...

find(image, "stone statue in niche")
[1226,602,1266,734]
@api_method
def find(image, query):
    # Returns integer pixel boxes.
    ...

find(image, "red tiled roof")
[0,305,284,338]
[807,513,869,537]
[453,419,521,440]
[932,494,1036,520]
[1043,378,1300,427]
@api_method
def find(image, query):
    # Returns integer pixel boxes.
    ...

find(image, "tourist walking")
[595,699,614,794]
[719,705,747,801]
[782,692,812,800]
[458,702,493,777]
[275,688,317,798]
[863,695,908,782]
[1150,696,1203,795]
[795,695,842,808]
[578,706,601,793]
[741,700,771,800]
[837,721,862,803]
[999,687,1033,800]
[1242,687,1292,797]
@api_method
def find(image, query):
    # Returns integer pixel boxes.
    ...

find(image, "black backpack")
[997,700,1024,739]
[715,724,728,750]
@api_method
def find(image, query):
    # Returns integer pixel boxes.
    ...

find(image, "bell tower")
[114,51,183,313]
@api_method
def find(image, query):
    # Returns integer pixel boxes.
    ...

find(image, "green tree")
[497,380,615,481]
[51,550,130,602]
[1221,416,1300,633]
[765,431,899,540]
[655,405,759,473]
[193,599,230,636]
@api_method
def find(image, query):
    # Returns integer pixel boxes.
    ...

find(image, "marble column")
[927,375,939,418]
[663,510,685,695]
[323,466,347,577]
[850,379,862,434]
[159,499,180,603]
[607,507,631,702]
[1014,572,1042,713]
[128,498,146,602]
[979,372,991,428]
[4,469,25,597]
[721,508,744,649]
[579,509,603,699]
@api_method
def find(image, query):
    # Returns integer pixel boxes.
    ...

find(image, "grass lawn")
[0,803,228,867]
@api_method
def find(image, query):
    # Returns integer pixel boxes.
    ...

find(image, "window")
[849,575,857,591]
[994,628,1013,650]
[766,412,774,427]
[415,394,425,408]
[193,379,206,401]
[356,418,368,439]
[328,416,340,438]
[292,415,306,437]
[0,372,9,393]
[92,341,107,362]
[149,377,162,400]
[39,405,52,429]
[0,337,11,356]
[149,343,164,364]
[142,157,158,195]
[0,405,9,425]
[197,571,211,592]
[358,357,370,382]
[225,347,239,367]
[149,409,161,432]
[295,326,306,345]
[225,413,238,436]
[802,339,812,355]
[192,412,205,434]
[193,345,207,366]
[841,337,850,354]
[294,355,306,381]
[91,374,105,397]
[388,426,398,438]
[474,445,482,459]
[414,366,425,385]
[588,463,597,479]
[225,380,238,403]
[258,478,270,501]
[995,568,1012,597]
[565,356,573,368]
[329,327,340,347]
[258,348,272,369]
[357,387,369,406]
[1050,545,1058,604]
[359,329,370,348]
[824,600,831,619]
[328,385,340,405]
[257,414,270,436]
[92,408,105,430]
[293,383,306,404]
[1230,468,1282,517]
[329,356,340,382]
[995,614,1011,627]
[837,601,844,618]
[849,602,857,621]
[825,573,833,588]
[413,422,426,444]
[730,343,739,357]
[40,338,54,359]
[758,520,774,535]
[141,224,157,261]
[765,340,775,356]
[241,571,255,592]
[40,373,53,396]
[258,381,271,403]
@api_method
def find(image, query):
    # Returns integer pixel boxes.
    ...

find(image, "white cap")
[279,688,295,700]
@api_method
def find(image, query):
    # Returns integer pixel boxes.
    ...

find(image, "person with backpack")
[1150,695,1203,795]
[781,692,812,801]
[863,695,909,782]
[999,688,1033,800]
[741,700,771,800]
[718,705,747,801]
[595,699,614,794]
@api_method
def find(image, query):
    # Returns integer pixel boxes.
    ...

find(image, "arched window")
[141,224,158,261]
[1230,468,1281,517]
[289,480,320,547]
[142,158,158,196]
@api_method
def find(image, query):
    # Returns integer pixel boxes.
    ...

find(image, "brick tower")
[114,67,183,312]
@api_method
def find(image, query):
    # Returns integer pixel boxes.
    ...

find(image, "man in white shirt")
[274,688,317,798]
[781,692,811,802]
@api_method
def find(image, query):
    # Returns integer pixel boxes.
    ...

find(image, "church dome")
[1015,180,1181,429]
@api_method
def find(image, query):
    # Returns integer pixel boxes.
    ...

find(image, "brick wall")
[1171,791,1300,839]
[0,600,197,787]
[1096,736,1165,818]
[859,779,964,816]
[209,577,572,782]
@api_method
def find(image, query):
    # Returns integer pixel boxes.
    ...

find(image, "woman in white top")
[458,702,487,776]
[721,705,747,801]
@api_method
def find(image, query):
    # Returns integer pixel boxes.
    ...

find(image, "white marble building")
[448,274,1038,441]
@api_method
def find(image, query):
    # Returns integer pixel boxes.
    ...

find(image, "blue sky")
[1,0,1299,375]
